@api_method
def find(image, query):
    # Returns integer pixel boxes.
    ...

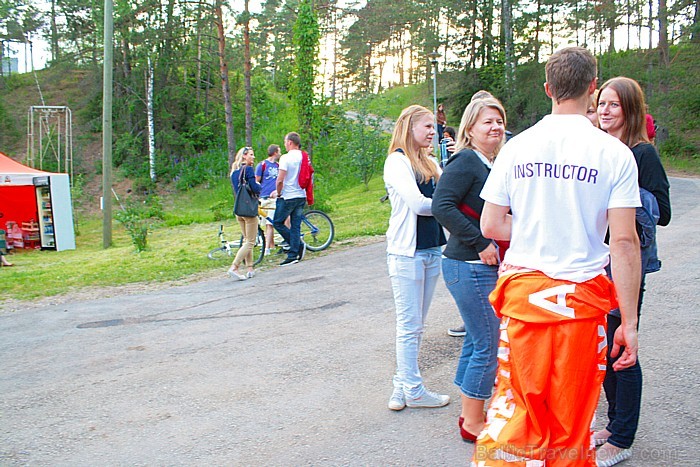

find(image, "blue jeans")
[603,271,647,449]
[387,249,442,399]
[273,197,305,259]
[442,258,499,400]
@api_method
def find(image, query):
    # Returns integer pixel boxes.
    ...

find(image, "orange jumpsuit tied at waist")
[473,270,616,467]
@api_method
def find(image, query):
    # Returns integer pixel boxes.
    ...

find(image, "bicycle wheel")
[301,210,334,252]
[238,227,266,266]
[207,246,231,260]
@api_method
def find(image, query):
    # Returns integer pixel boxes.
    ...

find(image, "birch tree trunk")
[147,57,156,181]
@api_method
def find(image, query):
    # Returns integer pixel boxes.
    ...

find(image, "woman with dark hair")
[432,97,507,442]
[594,76,671,467]
[384,105,449,411]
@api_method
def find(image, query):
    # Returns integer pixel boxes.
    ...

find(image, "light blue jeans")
[387,248,442,399]
[442,257,499,400]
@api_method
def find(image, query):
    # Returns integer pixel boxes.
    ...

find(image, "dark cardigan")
[432,148,493,261]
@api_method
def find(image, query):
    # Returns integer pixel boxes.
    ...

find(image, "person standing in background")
[436,103,447,142]
[586,89,600,127]
[274,132,307,266]
[229,147,262,280]
[256,144,281,256]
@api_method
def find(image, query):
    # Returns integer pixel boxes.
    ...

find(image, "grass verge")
[1,177,390,303]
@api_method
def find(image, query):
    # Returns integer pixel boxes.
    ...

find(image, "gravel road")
[0,177,697,466]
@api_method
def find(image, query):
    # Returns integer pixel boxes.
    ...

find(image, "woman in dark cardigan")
[432,97,507,443]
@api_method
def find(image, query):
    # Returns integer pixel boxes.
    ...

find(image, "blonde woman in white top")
[384,105,449,411]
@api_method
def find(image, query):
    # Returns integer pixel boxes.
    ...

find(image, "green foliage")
[333,111,389,188]
[114,194,164,252]
[114,132,145,177]
[344,85,432,119]
[70,173,86,235]
[0,96,20,148]
[292,0,320,149]
[659,135,699,170]
[209,200,230,222]
[114,202,150,252]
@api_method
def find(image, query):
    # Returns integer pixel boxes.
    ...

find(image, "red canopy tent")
[0,152,47,233]
[0,152,76,250]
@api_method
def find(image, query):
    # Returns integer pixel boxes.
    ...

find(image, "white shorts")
[259,198,276,226]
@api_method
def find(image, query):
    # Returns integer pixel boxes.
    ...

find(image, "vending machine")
[33,175,76,251]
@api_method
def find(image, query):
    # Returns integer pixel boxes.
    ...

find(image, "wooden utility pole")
[102,0,114,248]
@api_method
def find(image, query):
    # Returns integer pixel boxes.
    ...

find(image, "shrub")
[114,194,163,252]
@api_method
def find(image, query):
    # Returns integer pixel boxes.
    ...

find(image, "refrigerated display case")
[33,175,76,251]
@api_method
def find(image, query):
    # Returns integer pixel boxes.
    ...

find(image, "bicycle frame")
[258,207,319,239]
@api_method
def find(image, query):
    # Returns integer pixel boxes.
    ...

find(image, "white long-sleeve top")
[383,151,441,257]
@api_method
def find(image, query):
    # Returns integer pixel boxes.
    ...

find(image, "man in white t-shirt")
[273,132,307,266]
[474,47,641,466]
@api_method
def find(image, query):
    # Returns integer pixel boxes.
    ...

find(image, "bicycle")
[207,207,334,265]
[258,205,335,252]
[207,224,266,266]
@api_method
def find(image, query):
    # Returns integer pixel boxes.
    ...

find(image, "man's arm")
[480,202,511,241]
[275,169,287,197]
[608,207,641,371]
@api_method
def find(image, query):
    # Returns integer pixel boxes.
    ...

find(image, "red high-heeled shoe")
[458,416,478,443]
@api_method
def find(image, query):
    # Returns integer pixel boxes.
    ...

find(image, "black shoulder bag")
[233,167,259,217]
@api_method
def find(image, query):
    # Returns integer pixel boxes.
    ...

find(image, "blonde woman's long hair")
[230,146,252,176]
[388,105,440,183]
[454,97,507,158]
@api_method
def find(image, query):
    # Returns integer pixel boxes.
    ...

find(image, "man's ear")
[587,78,598,95]
[544,82,553,98]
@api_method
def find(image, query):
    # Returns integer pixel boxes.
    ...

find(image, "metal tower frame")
[27,105,74,183]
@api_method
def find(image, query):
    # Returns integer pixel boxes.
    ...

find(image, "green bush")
[114,194,164,252]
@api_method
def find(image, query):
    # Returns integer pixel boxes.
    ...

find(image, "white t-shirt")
[278,149,306,200]
[481,114,641,282]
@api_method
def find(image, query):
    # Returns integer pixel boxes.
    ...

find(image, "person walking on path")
[593,76,671,467]
[432,97,507,443]
[436,103,447,142]
[256,144,281,256]
[273,132,307,266]
[384,105,449,412]
[229,147,262,280]
[476,47,642,466]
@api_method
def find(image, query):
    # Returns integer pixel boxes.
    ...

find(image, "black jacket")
[632,143,671,226]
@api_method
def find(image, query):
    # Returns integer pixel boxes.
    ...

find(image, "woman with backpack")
[384,105,449,412]
[594,77,671,467]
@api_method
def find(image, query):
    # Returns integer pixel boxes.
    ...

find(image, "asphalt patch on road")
[76,300,350,329]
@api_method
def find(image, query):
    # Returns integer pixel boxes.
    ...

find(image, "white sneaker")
[592,429,609,446]
[596,444,632,467]
[227,268,247,281]
[246,270,255,279]
[406,389,450,408]
[388,388,405,411]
